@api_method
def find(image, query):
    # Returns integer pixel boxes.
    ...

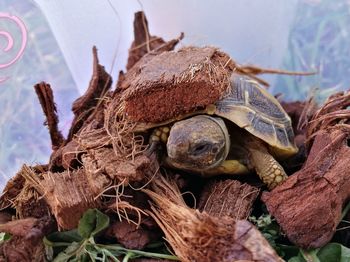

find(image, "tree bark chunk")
[263,129,350,248]
[67,46,112,141]
[23,167,99,230]
[198,179,259,220]
[105,219,160,250]
[34,82,65,150]
[0,216,56,262]
[122,46,234,123]
[126,11,166,70]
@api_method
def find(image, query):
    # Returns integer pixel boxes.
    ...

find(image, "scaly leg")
[247,139,288,190]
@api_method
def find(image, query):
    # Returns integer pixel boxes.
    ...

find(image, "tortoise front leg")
[247,140,288,190]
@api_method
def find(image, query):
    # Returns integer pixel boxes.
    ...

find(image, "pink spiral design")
[0,13,27,83]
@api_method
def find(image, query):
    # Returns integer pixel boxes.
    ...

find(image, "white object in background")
[33,0,298,93]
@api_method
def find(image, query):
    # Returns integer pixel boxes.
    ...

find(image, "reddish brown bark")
[0,165,49,218]
[263,91,350,249]
[34,82,65,150]
[122,46,234,123]
[0,216,56,262]
[105,219,160,250]
[126,11,166,70]
[67,46,112,141]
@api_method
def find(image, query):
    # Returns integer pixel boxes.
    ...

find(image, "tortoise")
[134,75,297,190]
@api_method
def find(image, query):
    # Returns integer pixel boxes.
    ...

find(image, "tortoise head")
[166,115,230,172]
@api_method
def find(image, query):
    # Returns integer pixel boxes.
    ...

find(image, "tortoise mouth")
[166,115,231,172]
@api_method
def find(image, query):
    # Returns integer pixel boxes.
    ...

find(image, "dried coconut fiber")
[143,175,282,262]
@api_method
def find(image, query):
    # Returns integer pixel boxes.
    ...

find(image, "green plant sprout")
[43,209,179,262]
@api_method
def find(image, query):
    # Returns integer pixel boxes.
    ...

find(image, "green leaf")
[46,229,83,244]
[92,209,110,237]
[45,244,54,261]
[288,243,350,262]
[301,249,320,262]
[0,232,11,243]
[288,256,306,262]
[53,242,81,262]
[288,252,307,262]
[78,209,110,239]
[317,243,350,262]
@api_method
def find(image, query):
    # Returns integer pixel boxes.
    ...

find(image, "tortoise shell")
[214,75,297,157]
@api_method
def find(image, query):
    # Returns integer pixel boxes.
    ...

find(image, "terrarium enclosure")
[1,1,350,261]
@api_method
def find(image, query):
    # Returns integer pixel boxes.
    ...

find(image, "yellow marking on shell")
[155,130,161,136]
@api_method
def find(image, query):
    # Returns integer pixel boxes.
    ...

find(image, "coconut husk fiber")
[143,175,282,262]
[198,179,260,220]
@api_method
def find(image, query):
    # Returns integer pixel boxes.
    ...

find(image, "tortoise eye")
[211,146,219,154]
[192,143,211,156]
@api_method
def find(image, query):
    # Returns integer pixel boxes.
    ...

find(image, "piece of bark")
[54,120,112,174]
[263,91,350,248]
[60,139,81,169]
[0,165,49,219]
[43,169,98,230]
[82,147,153,189]
[122,46,234,123]
[14,183,50,219]
[0,216,56,262]
[198,179,259,220]
[67,46,112,141]
[126,11,166,70]
[20,166,98,230]
[0,212,11,224]
[34,82,65,150]
[0,217,37,236]
[105,219,160,250]
[0,165,47,211]
[281,101,307,137]
[144,175,282,262]
[0,168,25,210]
[263,128,350,249]
[117,11,183,91]
[280,100,317,172]
[49,139,82,171]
